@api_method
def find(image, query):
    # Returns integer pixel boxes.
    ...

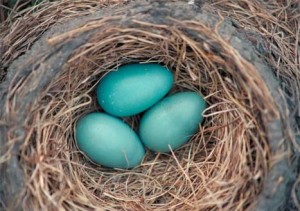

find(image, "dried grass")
[212,0,300,123]
[0,0,299,210]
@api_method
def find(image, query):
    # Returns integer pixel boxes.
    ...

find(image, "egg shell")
[139,91,206,153]
[75,112,145,169]
[97,63,174,117]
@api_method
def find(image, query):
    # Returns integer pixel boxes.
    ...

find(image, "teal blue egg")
[97,63,174,117]
[75,112,145,169]
[139,92,206,153]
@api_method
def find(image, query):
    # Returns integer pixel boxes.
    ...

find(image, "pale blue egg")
[75,112,145,169]
[139,92,206,152]
[97,63,173,117]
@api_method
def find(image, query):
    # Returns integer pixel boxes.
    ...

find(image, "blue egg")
[97,63,174,117]
[139,92,207,153]
[75,112,145,169]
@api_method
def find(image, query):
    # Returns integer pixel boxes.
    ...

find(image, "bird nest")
[0,1,299,210]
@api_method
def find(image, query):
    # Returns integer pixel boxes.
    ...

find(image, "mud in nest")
[0,1,298,211]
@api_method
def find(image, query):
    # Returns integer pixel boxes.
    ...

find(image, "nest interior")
[1,1,299,211]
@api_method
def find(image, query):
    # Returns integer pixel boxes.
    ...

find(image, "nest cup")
[0,1,298,210]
